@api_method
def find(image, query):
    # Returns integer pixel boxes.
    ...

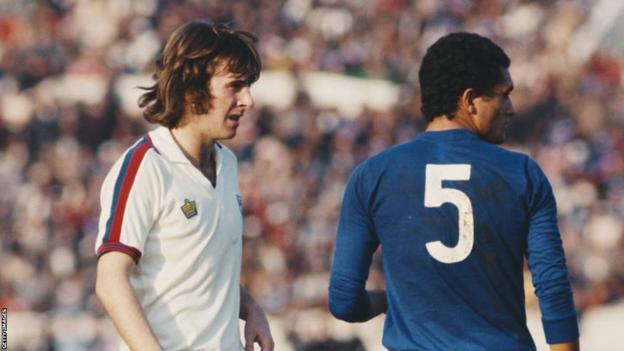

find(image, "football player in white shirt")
[95,20,274,351]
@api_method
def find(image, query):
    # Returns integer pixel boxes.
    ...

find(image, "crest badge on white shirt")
[181,198,198,219]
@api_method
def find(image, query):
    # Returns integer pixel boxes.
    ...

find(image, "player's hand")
[243,304,274,351]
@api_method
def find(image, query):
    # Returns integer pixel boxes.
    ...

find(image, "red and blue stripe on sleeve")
[96,135,155,263]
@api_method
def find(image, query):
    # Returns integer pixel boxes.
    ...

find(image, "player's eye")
[229,80,248,90]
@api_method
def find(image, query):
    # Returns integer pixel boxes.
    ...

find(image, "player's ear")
[459,88,477,115]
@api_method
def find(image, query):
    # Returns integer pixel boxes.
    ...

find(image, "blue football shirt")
[329,129,578,351]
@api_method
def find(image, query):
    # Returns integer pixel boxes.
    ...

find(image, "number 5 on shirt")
[424,164,474,264]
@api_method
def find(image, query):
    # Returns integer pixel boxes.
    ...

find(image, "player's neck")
[169,126,216,168]
[426,111,477,133]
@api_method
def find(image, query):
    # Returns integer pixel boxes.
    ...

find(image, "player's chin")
[491,120,509,144]
[483,130,506,144]
[222,130,237,140]
[214,127,237,141]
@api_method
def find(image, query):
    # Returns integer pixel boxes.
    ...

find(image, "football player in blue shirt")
[329,32,580,351]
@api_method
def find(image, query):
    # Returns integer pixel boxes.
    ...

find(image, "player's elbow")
[328,300,360,322]
[328,287,369,322]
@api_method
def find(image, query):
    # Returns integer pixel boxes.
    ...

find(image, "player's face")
[198,68,254,141]
[473,68,514,144]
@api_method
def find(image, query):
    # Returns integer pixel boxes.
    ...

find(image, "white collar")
[149,126,190,163]
[148,126,223,170]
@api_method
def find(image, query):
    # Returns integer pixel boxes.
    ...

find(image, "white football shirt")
[95,126,244,351]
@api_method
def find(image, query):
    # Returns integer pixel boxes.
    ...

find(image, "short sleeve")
[95,139,161,263]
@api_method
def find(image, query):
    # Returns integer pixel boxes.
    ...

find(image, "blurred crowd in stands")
[0,0,622,350]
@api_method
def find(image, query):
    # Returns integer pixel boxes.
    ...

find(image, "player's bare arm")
[550,340,580,351]
[239,286,274,351]
[95,252,164,351]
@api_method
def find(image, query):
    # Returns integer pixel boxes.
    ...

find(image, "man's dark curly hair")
[419,32,510,122]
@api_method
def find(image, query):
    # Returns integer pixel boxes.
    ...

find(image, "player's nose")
[237,86,254,109]
[505,98,515,116]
